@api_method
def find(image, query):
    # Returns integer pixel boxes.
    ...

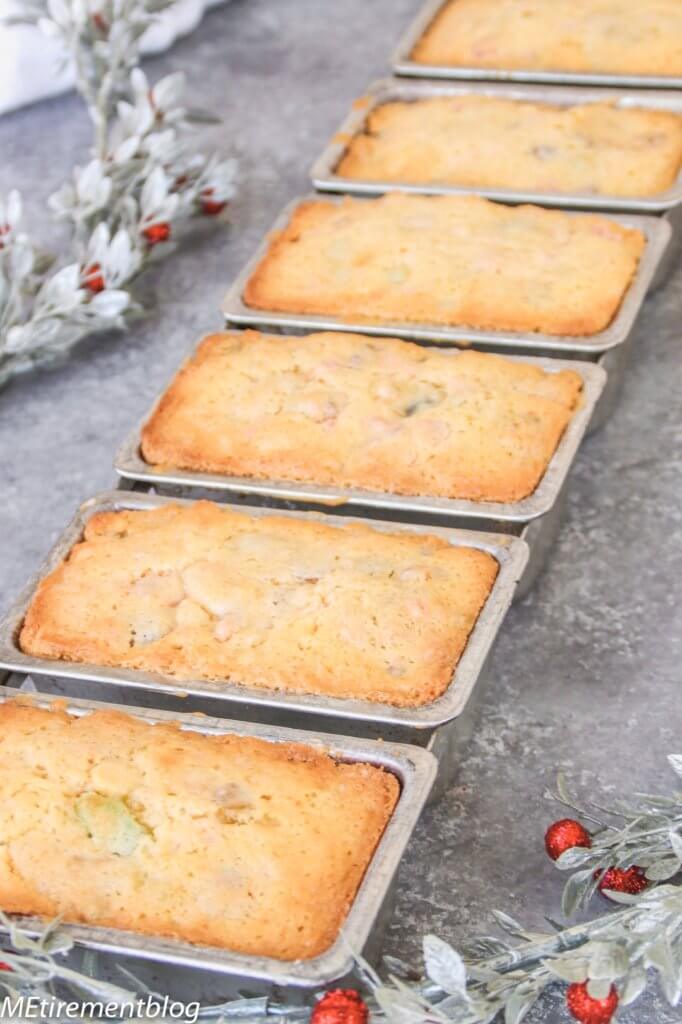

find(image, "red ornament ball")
[311,989,368,1024]
[545,818,592,861]
[596,865,648,898]
[567,981,618,1024]
[201,188,227,216]
[142,222,171,246]
[82,262,105,293]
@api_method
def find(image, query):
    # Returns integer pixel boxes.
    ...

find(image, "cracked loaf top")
[338,96,682,199]
[19,501,498,707]
[411,0,682,77]
[141,331,583,503]
[0,702,398,958]
[242,194,645,337]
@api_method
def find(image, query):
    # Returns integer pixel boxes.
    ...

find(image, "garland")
[1,754,680,1023]
[0,0,236,387]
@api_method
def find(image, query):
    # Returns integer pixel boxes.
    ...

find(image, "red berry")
[142,222,171,246]
[91,12,108,33]
[596,865,648,898]
[545,819,592,861]
[0,961,10,971]
[0,222,9,250]
[200,188,226,216]
[311,989,368,1024]
[567,981,618,1024]
[82,262,105,293]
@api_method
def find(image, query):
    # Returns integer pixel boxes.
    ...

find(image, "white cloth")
[0,0,224,115]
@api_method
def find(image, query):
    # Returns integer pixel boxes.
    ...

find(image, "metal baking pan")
[0,685,435,994]
[311,78,682,293]
[114,336,604,598]
[221,192,670,358]
[0,490,527,802]
[392,0,682,90]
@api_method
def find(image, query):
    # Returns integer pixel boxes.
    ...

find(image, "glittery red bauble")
[567,981,618,1024]
[82,262,105,293]
[201,188,226,216]
[544,819,592,861]
[143,222,171,246]
[596,865,648,898]
[310,989,368,1024]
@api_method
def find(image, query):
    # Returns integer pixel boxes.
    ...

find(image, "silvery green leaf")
[562,868,595,917]
[423,935,467,996]
[39,263,81,305]
[373,986,429,1024]
[89,289,130,317]
[645,858,680,882]
[556,847,594,871]
[114,135,141,163]
[543,957,588,984]
[587,979,613,1001]
[504,988,538,1024]
[131,66,149,98]
[667,755,682,778]
[10,239,34,278]
[141,165,169,214]
[588,942,628,980]
[76,160,111,208]
[152,71,185,110]
[491,910,527,938]
[620,968,648,1006]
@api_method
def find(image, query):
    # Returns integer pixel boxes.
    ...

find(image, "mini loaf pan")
[0,686,436,991]
[312,78,682,212]
[0,490,528,739]
[221,193,670,358]
[392,0,682,89]
[114,333,605,535]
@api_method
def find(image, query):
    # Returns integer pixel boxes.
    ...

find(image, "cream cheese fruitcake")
[0,701,398,958]
[338,96,682,199]
[242,194,645,336]
[19,501,499,707]
[141,331,583,503]
[411,0,682,78]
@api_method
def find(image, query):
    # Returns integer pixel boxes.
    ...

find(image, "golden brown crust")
[19,501,499,707]
[0,702,398,958]
[141,331,583,503]
[243,194,645,337]
[411,0,682,77]
[338,97,682,199]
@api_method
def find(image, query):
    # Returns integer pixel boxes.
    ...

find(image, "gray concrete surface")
[0,0,681,1019]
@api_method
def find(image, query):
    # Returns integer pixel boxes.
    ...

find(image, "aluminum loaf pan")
[221,193,670,357]
[0,490,528,732]
[0,687,435,986]
[114,334,605,527]
[312,77,682,213]
[392,0,682,89]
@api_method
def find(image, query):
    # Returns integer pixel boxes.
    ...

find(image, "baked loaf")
[141,331,583,503]
[411,0,682,77]
[243,194,645,336]
[338,96,682,199]
[0,701,398,958]
[19,501,498,706]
